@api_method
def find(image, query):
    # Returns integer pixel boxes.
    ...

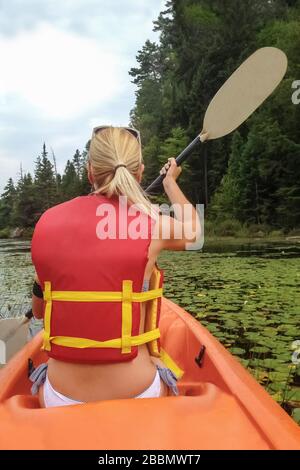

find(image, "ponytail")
[89,127,154,216]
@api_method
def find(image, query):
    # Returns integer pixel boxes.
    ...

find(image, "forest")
[1,0,300,237]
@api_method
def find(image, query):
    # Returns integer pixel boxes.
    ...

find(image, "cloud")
[0,24,122,119]
[0,1,165,49]
[0,0,166,192]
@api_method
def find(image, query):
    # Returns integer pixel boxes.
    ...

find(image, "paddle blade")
[202,47,288,140]
[0,318,28,365]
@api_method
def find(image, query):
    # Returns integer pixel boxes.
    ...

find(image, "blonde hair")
[89,127,153,215]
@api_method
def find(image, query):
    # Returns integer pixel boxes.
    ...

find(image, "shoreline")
[0,234,300,244]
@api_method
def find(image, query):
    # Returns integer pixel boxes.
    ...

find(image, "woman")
[30,126,200,407]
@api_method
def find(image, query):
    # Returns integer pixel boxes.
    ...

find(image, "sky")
[0,0,166,192]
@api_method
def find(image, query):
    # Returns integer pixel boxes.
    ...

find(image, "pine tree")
[210,132,245,221]
[0,178,16,228]
[142,136,162,189]
[79,143,91,195]
[11,173,38,227]
[158,127,193,196]
[73,149,82,178]
[34,143,58,216]
[61,160,78,200]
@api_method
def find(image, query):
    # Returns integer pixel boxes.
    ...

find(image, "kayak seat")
[3,381,221,409]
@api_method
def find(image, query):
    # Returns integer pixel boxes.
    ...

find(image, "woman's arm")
[32,272,44,319]
[155,158,201,250]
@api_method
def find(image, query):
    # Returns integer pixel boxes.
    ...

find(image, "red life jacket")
[31,194,163,364]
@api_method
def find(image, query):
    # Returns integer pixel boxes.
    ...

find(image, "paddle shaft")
[2,309,33,342]
[145,135,201,193]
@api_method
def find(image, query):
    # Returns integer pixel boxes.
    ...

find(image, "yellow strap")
[132,289,163,302]
[42,281,163,354]
[160,348,184,379]
[43,281,52,351]
[49,288,162,303]
[50,328,160,349]
[121,280,132,353]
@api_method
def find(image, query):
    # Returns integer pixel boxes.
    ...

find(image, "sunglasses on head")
[92,125,141,144]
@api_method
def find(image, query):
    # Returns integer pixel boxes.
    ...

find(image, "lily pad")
[292,408,300,425]
[230,347,246,356]
[250,346,271,354]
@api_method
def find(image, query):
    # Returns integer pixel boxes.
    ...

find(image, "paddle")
[145,47,288,193]
[2,309,32,342]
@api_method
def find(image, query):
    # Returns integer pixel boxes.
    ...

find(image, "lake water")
[0,237,299,422]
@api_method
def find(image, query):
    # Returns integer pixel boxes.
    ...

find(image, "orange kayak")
[0,297,299,450]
